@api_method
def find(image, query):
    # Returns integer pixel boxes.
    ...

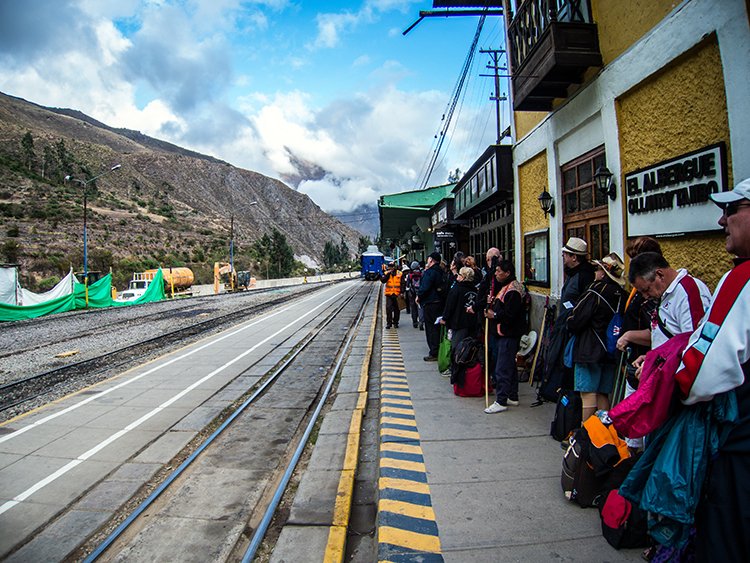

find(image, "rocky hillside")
[0,92,364,288]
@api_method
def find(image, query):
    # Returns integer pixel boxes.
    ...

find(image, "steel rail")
[82,283,371,562]
[242,286,372,561]
[0,286,284,361]
[0,283,329,413]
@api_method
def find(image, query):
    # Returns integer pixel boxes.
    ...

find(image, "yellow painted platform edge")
[323,286,380,562]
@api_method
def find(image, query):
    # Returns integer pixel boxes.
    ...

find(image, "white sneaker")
[441,369,451,377]
[506,399,520,406]
[484,402,508,414]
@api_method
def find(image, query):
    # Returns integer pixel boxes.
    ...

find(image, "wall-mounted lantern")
[538,188,555,218]
[594,166,617,201]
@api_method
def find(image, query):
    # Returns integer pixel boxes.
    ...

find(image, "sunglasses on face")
[724,203,750,217]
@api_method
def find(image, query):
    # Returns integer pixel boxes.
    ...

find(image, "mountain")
[0,92,366,288]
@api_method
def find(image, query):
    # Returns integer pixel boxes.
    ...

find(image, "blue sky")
[0,1,509,228]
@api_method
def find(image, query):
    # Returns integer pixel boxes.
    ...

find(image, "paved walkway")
[378,321,642,562]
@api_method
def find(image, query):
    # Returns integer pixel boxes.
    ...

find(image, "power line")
[416,14,486,191]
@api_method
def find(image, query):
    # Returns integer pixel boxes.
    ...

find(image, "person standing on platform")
[380,260,404,329]
[416,252,444,361]
[440,266,478,377]
[406,261,423,329]
[484,260,526,413]
[627,252,712,370]
[537,237,596,404]
[677,177,750,563]
[566,253,627,424]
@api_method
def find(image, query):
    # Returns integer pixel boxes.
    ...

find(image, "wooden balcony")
[508,0,602,111]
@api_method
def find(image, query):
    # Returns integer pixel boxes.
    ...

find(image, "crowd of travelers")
[379,176,750,562]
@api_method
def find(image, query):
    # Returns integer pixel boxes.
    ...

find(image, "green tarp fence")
[0,269,167,322]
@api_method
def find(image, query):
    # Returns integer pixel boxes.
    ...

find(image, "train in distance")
[360,245,385,281]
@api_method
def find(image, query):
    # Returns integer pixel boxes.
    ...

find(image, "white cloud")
[0,1,493,218]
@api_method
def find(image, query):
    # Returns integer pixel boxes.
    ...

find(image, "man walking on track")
[677,177,750,563]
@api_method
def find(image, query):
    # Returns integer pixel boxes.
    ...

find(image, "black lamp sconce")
[538,188,555,218]
[594,165,617,201]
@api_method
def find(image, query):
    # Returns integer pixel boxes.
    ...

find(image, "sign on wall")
[624,143,726,236]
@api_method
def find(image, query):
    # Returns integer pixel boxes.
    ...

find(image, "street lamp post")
[65,164,121,295]
[230,200,257,290]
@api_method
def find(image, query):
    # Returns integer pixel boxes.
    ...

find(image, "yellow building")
[504,0,749,325]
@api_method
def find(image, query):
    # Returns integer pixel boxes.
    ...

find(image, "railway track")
[0,283,328,417]
[0,280,378,562]
[77,282,376,562]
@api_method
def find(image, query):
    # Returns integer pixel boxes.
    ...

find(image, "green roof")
[378,183,455,241]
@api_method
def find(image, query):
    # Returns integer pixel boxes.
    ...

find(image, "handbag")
[438,326,451,372]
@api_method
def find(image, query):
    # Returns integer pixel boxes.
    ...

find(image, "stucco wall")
[592,0,680,64]
[518,150,551,297]
[616,36,732,289]
[514,111,548,140]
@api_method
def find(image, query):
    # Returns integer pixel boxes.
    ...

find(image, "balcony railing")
[508,0,601,111]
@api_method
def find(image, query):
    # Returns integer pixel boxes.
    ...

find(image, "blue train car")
[360,246,385,280]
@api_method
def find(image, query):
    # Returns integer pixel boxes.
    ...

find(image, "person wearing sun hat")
[537,237,596,406]
[566,252,628,425]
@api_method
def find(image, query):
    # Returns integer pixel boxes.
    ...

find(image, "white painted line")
[0,284,353,516]
[0,283,349,445]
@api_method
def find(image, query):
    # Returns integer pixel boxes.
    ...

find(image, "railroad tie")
[377,328,443,563]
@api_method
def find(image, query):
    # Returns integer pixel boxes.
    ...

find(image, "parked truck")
[214,262,256,293]
[116,267,194,302]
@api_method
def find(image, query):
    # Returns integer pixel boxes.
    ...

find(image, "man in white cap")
[677,177,750,561]
[537,237,596,405]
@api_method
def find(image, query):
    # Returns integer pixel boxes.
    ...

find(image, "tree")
[271,229,295,278]
[2,239,21,263]
[323,241,341,269]
[358,235,372,254]
[339,235,350,262]
[21,132,35,172]
[250,229,295,279]
[42,145,56,179]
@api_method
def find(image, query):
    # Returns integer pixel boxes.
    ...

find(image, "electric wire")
[416,14,486,190]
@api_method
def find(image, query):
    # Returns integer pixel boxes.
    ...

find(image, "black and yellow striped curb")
[377,327,444,563]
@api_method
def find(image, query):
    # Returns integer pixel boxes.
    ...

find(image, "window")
[561,146,609,260]
[524,230,550,287]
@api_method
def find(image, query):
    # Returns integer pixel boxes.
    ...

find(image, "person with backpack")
[615,236,663,452]
[405,261,423,329]
[484,260,526,413]
[566,253,628,425]
[676,178,750,562]
[627,251,712,374]
[538,237,596,405]
[440,266,478,379]
[416,252,446,361]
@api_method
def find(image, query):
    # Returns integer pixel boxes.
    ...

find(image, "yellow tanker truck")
[116,267,194,301]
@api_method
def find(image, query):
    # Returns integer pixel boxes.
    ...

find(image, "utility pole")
[479,48,507,144]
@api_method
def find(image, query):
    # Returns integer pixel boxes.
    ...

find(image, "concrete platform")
[381,321,642,562]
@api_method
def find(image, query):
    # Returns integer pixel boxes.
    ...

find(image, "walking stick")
[611,348,629,407]
[529,306,547,386]
[484,317,490,409]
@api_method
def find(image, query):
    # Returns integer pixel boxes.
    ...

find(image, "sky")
[0,1,510,233]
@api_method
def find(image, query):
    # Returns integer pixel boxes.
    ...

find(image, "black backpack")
[600,488,650,549]
[550,389,581,442]
[454,337,481,366]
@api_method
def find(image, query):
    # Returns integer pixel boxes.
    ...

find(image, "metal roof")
[378,184,455,241]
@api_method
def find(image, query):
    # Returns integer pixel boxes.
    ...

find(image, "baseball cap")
[710,177,750,206]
